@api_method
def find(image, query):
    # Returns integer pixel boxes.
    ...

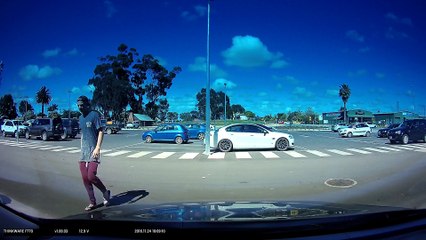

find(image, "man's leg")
[79,162,96,205]
[87,161,107,194]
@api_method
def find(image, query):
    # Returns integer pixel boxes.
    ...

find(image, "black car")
[25,117,65,141]
[387,119,426,144]
[62,118,79,138]
[377,123,400,138]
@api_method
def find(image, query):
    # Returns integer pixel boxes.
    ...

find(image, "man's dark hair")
[77,95,90,105]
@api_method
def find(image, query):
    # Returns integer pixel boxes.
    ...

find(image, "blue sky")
[1,0,425,117]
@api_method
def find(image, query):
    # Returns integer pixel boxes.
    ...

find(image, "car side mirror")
[264,130,268,136]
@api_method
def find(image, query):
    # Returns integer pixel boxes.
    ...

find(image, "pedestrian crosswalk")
[0,139,425,160]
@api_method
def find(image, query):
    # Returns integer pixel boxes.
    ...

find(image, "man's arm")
[92,129,104,159]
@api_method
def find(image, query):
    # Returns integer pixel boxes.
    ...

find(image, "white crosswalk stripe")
[389,146,417,150]
[127,151,152,158]
[282,151,306,158]
[305,150,330,157]
[152,152,175,159]
[179,152,199,159]
[38,146,63,150]
[104,150,132,157]
[327,149,353,156]
[51,147,79,152]
[235,152,252,159]
[346,148,372,154]
[378,147,401,151]
[260,152,279,158]
[68,149,81,153]
[364,147,389,153]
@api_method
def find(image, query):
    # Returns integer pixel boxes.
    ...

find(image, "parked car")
[126,121,140,129]
[366,122,377,128]
[332,123,348,132]
[338,123,371,138]
[25,117,65,141]
[388,119,426,144]
[1,120,29,137]
[142,123,189,144]
[185,123,206,140]
[377,123,401,138]
[101,119,122,134]
[62,118,80,138]
[209,123,294,152]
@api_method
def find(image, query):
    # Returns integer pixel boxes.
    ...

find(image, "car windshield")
[1,0,426,238]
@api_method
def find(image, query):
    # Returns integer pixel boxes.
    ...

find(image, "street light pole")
[224,83,227,125]
[204,0,212,155]
[68,90,71,119]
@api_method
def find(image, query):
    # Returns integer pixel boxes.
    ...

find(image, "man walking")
[77,96,110,211]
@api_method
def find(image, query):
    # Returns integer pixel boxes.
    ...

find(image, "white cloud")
[326,89,339,97]
[346,30,365,43]
[212,78,236,90]
[375,72,385,79]
[386,27,409,40]
[293,87,313,98]
[66,48,79,56]
[181,5,206,21]
[42,48,61,58]
[385,12,412,26]
[104,0,117,18]
[188,57,228,79]
[222,35,287,68]
[19,64,62,80]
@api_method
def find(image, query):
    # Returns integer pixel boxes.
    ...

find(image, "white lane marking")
[364,147,389,153]
[152,152,175,159]
[208,152,225,159]
[305,150,330,157]
[346,148,372,154]
[27,145,52,149]
[68,149,81,153]
[282,151,306,158]
[260,152,279,158]
[327,149,353,156]
[104,150,132,157]
[51,147,79,152]
[415,149,426,152]
[127,151,152,158]
[378,147,401,152]
[388,146,416,150]
[38,146,63,150]
[235,152,252,159]
[179,152,199,159]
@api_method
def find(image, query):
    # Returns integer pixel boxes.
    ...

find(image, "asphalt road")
[1,129,426,219]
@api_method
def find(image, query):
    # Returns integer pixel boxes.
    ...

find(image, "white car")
[338,123,371,138]
[209,123,295,152]
[1,120,29,137]
[332,123,348,132]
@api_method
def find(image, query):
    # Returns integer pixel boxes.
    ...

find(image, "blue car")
[142,123,189,144]
[185,123,206,140]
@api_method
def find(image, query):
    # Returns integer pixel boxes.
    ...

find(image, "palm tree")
[339,84,351,123]
[36,86,52,117]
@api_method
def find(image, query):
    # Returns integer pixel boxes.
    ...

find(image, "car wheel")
[106,128,112,135]
[347,132,353,138]
[41,131,48,141]
[2,131,6,137]
[25,130,31,139]
[13,131,18,138]
[218,139,233,152]
[365,131,371,137]
[402,134,409,145]
[275,137,289,151]
[424,134,426,143]
[175,136,183,144]
[145,136,152,143]
[197,132,205,140]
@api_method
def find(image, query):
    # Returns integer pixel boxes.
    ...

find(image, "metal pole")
[68,90,71,119]
[224,83,227,125]
[204,0,212,155]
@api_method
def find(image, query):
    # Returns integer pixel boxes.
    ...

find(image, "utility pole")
[203,0,212,155]
[224,83,227,125]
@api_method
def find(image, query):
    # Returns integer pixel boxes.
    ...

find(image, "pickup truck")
[101,119,123,134]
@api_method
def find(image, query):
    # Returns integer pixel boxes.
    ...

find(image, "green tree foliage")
[244,111,256,119]
[18,100,33,116]
[36,86,52,117]
[231,104,245,120]
[196,88,232,120]
[0,94,17,119]
[287,111,303,123]
[157,98,169,122]
[47,104,59,112]
[339,83,351,123]
[61,110,81,119]
[180,112,192,122]
[89,44,181,120]
[276,113,287,122]
[166,112,178,122]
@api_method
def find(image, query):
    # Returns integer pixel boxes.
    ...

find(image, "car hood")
[64,200,407,222]
[388,127,405,132]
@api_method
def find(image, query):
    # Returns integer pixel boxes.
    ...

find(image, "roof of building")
[133,114,154,121]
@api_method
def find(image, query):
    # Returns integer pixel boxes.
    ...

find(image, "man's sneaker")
[85,203,96,211]
[103,190,111,205]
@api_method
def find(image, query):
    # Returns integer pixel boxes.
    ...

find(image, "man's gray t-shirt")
[79,111,103,162]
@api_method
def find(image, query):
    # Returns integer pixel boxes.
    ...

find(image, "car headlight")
[288,135,294,139]
[395,130,401,135]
